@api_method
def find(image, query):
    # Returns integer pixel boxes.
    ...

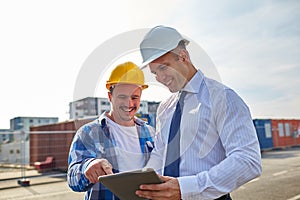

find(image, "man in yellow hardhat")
[67,61,155,200]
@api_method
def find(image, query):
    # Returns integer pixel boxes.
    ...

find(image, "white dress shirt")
[146,70,262,199]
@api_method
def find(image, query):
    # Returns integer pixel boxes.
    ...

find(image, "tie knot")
[178,91,187,110]
[179,91,187,105]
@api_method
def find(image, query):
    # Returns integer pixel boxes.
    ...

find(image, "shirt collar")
[98,112,108,128]
[182,70,204,94]
[98,111,146,127]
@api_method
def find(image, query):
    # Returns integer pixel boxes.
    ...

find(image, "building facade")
[10,117,59,132]
[0,117,58,165]
[0,129,13,144]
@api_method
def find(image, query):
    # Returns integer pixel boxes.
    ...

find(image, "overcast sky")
[0,0,299,128]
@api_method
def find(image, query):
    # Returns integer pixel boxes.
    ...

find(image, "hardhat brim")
[106,82,148,90]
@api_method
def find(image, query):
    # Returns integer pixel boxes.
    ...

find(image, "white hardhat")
[140,25,189,68]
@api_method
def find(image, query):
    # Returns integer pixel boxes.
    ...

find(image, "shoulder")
[135,117,154,129]
[76,118,106,138]
[203,77,242,104]
[157,93,177,113]
[203,77,228,95]
[135,117,156,137]
[203,77,250,119]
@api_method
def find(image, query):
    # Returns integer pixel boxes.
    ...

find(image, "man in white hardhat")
[68,62,155,200]
[136,25,262,200]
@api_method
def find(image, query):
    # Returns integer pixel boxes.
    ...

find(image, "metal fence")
[0,130,76,172]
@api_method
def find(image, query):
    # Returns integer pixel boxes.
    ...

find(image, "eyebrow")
[131,94,140,98]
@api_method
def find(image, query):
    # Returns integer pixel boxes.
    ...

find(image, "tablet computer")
[98,168,163,200]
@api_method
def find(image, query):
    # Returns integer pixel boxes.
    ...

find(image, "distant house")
[0,117,58,165]
[0,129,13,144]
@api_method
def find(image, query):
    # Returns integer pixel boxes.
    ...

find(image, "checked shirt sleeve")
[67,126,97,192]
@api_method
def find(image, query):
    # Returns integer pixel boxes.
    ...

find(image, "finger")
[91,177,97,183]
[136,190,167,200]
[86,173,97,183]
[139,181,166,190]
[87,169,101,183]
[159,175,172,182]
[102,162,113,174]
[85,174,92,182]
[90,173,98,183]
[135,190,154,199]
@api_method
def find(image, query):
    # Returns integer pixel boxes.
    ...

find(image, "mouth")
[121,107,136,113]
[164,79,173,87]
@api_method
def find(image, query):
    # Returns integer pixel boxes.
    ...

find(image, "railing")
[0,131,76,171]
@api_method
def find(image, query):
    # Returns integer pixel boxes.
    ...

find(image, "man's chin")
[120,115,134,122]
[169,88,179,93]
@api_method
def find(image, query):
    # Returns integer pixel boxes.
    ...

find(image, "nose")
[127,98,134,107]
[124,96,136,108]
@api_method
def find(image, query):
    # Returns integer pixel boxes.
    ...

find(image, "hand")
[136,175,181,200]
[84,158,113,183]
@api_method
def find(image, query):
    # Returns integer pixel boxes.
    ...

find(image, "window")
[285,123,290,136]
[264,123,272,138]
[278,123,284,137]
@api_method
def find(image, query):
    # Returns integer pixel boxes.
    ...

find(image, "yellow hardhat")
[106,61,148,90]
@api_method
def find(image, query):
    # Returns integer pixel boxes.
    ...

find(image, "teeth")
[122,108,134,112]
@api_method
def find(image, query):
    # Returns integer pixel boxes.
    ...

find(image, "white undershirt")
[106,117,144,172]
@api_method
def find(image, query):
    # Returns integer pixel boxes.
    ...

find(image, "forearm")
[67,158,95,192]
[178,149,261,199]
[145,153,164,175]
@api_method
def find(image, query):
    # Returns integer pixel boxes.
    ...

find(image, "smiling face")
[149,50,190,93]
[108,84,142,126]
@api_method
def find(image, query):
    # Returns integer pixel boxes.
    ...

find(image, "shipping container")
[253,119,274,150]
[271,119,300,148]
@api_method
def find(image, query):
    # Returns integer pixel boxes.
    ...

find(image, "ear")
[179,49,190,63]
[108,92,112,102]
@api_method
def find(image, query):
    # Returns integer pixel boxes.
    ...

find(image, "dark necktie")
[164,91,187,177]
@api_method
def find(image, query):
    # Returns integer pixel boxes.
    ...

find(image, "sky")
[0,0,299,129]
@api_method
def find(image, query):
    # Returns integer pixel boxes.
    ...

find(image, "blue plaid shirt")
[67,112,155,200]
